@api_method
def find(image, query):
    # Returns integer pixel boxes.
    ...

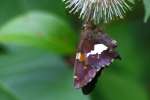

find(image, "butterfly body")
[74,23,120,94]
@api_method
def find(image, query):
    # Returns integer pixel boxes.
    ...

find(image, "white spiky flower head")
[63,0,132,23]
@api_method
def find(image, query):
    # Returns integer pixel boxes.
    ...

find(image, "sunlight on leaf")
[143,0,150,22]
[0,11,76,55]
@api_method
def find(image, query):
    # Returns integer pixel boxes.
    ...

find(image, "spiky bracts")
[63,0,131,23]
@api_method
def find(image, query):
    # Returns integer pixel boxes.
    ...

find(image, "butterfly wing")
[74,26,120,94]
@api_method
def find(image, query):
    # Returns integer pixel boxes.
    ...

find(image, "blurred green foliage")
[0,0,149,100]
[143,0,150,22]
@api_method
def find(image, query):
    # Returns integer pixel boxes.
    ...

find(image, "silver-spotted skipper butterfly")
[74,22,121,95]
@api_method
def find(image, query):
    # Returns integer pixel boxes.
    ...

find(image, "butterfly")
[74,22,121,94]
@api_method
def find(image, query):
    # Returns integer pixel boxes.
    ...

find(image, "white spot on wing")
[76,53,81,60]
[87,44,108,57]
[73,75,78,79]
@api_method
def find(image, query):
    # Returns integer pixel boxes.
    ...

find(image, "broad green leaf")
[0,46,88,100]
[143,0,150,22]
[0,12,76,55]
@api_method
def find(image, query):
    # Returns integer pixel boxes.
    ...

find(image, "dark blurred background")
[0,0,149,100]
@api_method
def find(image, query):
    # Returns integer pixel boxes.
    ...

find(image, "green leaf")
[127,0,135,4]
[104,21,144,78]
[0,46,88,100]
[92,71,148,100]
[0,11,76,55]
[143,0,150,22]
[0,0,67,26]
[0,82,18,100]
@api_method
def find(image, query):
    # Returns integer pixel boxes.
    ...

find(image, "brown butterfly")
[74,22,121,94]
